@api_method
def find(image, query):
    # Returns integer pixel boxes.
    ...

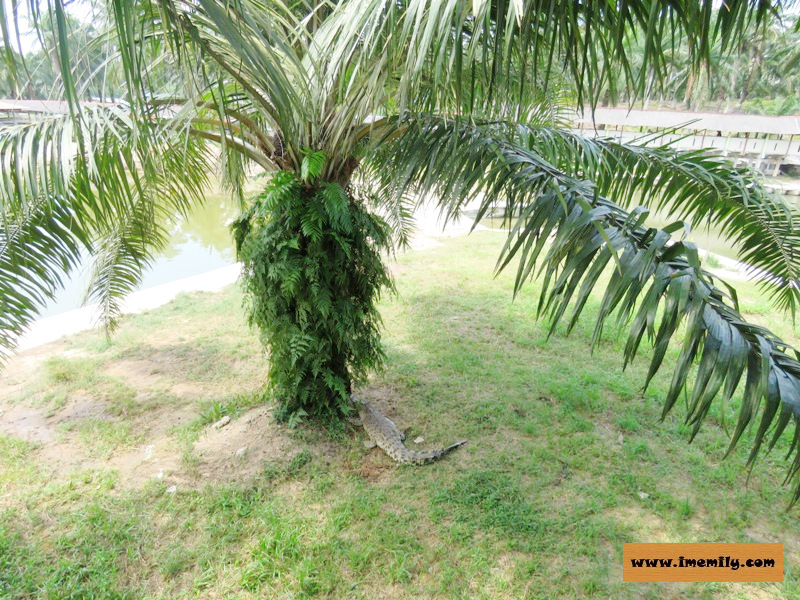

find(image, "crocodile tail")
[447,439,468,456]
[409,440,468,465]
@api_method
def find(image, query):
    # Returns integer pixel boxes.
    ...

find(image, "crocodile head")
[350,393,368,420]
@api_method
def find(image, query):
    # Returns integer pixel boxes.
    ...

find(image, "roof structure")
[0,99,114,114]
[575,107,800,136]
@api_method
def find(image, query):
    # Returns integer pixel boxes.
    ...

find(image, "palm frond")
[319,0,781,115]
[509,127,800,315]
[84,198,163,336]
[0,196,87,350]
[0,105,211,347]
[84,127,213,333]
[351,165,417,252]
[375,115,800,504]
[152,0,309,159]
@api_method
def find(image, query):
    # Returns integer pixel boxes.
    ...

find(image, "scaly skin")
[352,395,467,465]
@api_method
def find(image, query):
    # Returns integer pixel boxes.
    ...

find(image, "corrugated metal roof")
[0,99,113,114]
[575,108,800,136]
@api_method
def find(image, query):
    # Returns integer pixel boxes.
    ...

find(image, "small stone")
[213,416,231,429]
[637,491,650,500]
[617,433,624,444]
[156,468,164,479]
[235,446,248,458]
[413,436,425,444]
[363,440,377,450]
[165,485,177,494]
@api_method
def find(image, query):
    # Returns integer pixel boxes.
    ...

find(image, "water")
[41,193,241,317]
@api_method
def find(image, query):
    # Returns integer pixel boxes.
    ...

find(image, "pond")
[41,191,241,317]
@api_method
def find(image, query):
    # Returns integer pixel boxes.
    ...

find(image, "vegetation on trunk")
[233,155,393,421]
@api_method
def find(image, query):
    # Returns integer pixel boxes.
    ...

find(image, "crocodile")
[352,394,467,465]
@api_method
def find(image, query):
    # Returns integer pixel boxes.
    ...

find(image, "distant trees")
[0,9,122,100]
[599,16,800,114]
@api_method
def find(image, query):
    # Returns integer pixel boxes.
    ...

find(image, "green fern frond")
[320,183,352,232]
[234,171,394,420]
[301,149,327,183]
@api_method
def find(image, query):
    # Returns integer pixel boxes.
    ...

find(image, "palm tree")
[4,1,800,499]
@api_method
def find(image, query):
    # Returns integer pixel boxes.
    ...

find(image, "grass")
[1,231,800,598]
[704,253,723,269]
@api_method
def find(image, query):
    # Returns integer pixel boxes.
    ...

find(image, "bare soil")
[0,345,302,493]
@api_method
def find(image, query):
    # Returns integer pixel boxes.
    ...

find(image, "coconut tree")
[4,1,800,499]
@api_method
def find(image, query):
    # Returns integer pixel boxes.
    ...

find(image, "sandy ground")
[0,200,485,492]
[0,319,311,493]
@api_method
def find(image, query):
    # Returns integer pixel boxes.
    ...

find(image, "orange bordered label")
[623,543,783,582]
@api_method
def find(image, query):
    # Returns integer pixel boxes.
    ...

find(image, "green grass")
[704,253,723,268]
[65,418,143,459]
[1,231,800,598]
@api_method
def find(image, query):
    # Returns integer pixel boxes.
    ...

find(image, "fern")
[300,149,327,183]
[321,182,353,232]
[234,169,394,421]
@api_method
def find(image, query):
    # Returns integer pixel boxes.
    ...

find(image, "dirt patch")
[0,405,53,442]
[605,504,673,543]
[0,380,25,403]
[100,406,200,487]
[746,517,800,565]
[190,406,295,486]
[717,584,783,600]
[489,551,523,582]
[170,382,205,398]
[356,450,395,483]
[15,401,187,486]
[356,385,409,425]
[23,405,301,492]
[105,359,172,391]
[36,440,96,474]
[0,343,69,401]
[0,330,309,495]
[56,397,111,422]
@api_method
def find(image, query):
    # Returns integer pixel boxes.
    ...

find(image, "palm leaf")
[319,0,780,115]
[0,197,87,350]
[0,105,211,347]
[84,126,213,333]
[508,126,800,315]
